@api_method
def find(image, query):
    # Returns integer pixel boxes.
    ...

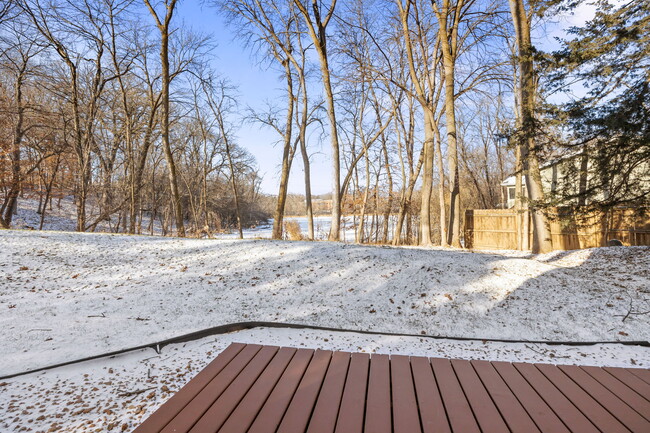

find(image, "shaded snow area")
[1,230,649,431]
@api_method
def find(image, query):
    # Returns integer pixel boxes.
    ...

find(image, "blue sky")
[171,1,597,196]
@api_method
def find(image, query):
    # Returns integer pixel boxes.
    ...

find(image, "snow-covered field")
[0,230,649,431]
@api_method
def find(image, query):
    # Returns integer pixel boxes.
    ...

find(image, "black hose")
[2,321,648,381]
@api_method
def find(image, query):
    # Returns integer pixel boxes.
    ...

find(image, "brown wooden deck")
[135,343,650,433]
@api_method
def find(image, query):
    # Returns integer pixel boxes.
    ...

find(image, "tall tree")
[21,0,119,231]
[292,0,342,240]
[0,20,44,227]
[548,0,649,208]
[431,0,465,247]
[143,0,186,236]
[508,0,553,253]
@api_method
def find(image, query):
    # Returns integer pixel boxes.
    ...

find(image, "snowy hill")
[2,230,649,376]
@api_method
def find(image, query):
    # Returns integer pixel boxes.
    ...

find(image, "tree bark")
[509,0,553,253]
[1,69,25,227]
[434,0,463,248]
[272,62,296,239]
[419,112,435,245]
[145,0,185,237]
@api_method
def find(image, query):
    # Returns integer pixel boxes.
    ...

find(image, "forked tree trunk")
[293,0,341,241]
[145,0,185,237]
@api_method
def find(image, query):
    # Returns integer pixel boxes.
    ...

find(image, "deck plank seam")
[182,344,263,433]
[469,360,515,433]
[626,368,650,385]
[294,350,334,433]
[521,362,599,432]
[531,363,623,433]
[219,347,297,433]
[411,356,450,433]
[449,359,485,432]
[493,362,540,433]
[560,365,649,432]
[252,348,300,433]
[580,366,650,422]
[492,362,571,433]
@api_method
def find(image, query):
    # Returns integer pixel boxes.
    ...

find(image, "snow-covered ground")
[0,230,649,431]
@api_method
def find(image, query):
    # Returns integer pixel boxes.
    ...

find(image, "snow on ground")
[0,229,649,431]
[2,230,649,377]
[1,327,646,433]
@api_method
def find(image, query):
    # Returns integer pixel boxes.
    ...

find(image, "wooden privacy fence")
[465,208,650,251]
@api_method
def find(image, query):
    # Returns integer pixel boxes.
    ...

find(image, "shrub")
[284,220,303,241]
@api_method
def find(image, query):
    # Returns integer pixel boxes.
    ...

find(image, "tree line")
[1,0,647,252]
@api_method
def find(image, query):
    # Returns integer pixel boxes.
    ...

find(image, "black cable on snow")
[1,321,648,381]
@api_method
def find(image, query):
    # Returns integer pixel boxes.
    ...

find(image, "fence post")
[464,210,474,249]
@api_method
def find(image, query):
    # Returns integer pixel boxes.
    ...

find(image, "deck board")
[137,343,650,433]
[247,348,314,433]
[533,363,629,433]
[307,351,351,433]
[470,360,540,433]
[218,347,297,433]
[431,358,481,433]
[411,356,450,433]
[277,349,332,433]
[334,353,369,433]
[580,365,650,421]
[451,359,510,433]
[364,353,392,433]
[558,364,650,432]
[391,354,422,433]
[160,344,262,433]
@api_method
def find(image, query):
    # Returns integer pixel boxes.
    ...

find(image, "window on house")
[508,187,516,200]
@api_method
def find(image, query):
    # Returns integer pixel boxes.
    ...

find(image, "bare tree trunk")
[433,0,464,247]
[299,106,314,240]
[272,64,295,240]
[293,0,341,241]
[357,149,371,243]
[419,112,435,245]
[39,157,61,230]
[226,145,243,239]
[434,123,448,246]
[509,0,552,253]
[393,149,424,245]
[145,0,185,237]
[382,137,393,243]
[1,69,25,227]
[515,143,524,249]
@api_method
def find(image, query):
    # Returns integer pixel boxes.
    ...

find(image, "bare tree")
[0,19,45,227]
[508,0,552,253]
[143,0,185,236]
[21,0,123,231]
[292,0,343,240]
[202,78,245,238]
